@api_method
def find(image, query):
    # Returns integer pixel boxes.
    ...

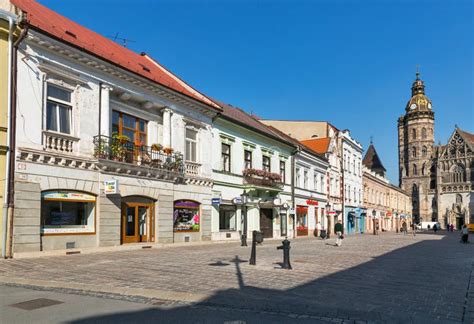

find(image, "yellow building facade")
[0,8,18,257]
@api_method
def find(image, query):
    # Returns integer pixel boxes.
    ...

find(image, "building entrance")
[121,201,154,243]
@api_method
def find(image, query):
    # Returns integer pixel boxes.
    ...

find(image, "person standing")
[335,220,344,246]
[315,221,322,238]
[450,224,454,232]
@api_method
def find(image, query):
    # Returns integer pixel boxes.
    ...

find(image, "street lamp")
[326,202,331,239]
[395,212,399,233]
[240,190,249,247]
[279,203,289,237]
[372,209,377,235]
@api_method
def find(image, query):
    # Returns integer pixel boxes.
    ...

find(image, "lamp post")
[372,209,376,235]
[241,190,249,247]
[326,202,331,239]
[279,203,289,237]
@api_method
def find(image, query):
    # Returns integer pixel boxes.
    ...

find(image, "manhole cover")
[9,298,63,310]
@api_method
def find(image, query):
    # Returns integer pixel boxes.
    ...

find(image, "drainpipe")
[1,10,16,258]
[6,21,28,258]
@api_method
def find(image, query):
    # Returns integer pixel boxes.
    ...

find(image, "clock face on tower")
[410,103,417,110]
[428,103,432,109]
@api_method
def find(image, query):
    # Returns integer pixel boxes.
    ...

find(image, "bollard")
[276,238,292,270]
[249,230,257,265]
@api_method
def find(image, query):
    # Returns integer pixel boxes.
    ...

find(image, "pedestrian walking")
[315,222,322,238]
[461,225,469,243]
[335,220,344,246]
[433,224,438,233]
[450,224,454,232]
[412,223,416,237]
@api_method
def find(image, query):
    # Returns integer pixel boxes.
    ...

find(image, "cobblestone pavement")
[0,232,473,323]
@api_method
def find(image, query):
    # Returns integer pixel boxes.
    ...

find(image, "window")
[185,128,198,162]
[422,127,427,139]
[219,205,237,231]
[244,150,252,169]
[46,84,72,134]
[303,169,309,189]
[296,167,301,187]
[314,174,319,191]
[279,160,286,182]
[112,111,147,145]
[412,147,417,158]
[262,155,271,172]
[422,146,427,157]
[412,128,416,140]
[174,200,200,232]
[41,191,95,234]
[221,143,231,172]
[413,164,418,176]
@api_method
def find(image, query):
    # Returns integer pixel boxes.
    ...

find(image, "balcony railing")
[243,168,283,189]
[185,161,201,177]
[43,130,79,153]
[93,135,184,175]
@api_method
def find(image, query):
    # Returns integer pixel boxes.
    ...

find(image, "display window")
[174,200,200,232]
[219,204,237,231]
[41,191,96,234]
[296,205,308,236]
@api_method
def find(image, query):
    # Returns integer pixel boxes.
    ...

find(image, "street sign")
[211,198,221,206]
[232,197,242,205]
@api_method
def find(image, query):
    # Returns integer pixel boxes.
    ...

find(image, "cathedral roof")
[458,128,474,147]
[405,72,433,113]
[363,143,386,176]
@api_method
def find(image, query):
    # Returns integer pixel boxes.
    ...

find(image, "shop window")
[112,110,147,145]
[296,206,308,236]
[41,191,95,234]
[262,155,271,172]
[219,205,237,231]
[244,150,252,169]
[46,84,72,134]
[221,143,231,172]
[174,200,200,232]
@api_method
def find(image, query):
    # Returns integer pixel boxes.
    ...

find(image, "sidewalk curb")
[0,276,210,303]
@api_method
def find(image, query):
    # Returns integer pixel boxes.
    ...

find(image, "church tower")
[398,72,435,223]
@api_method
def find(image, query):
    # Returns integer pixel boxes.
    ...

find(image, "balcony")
[93,135,184,178]
[43,130,79,153]
[243,168,283,189]
[185,161,201,177]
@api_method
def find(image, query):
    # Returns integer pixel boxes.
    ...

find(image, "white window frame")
[185,126,199,163]
[45,82,74,135]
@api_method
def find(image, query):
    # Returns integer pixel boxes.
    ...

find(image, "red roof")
[300,138,331,154]
[12,0,221,110]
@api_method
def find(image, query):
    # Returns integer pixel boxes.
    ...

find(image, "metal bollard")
[249,230,257,265]
[276,238,292,270]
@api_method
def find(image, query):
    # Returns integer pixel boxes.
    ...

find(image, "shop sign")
[211,198,221,206]
[104,179,119,194]
[306,199,318,206]
[232,197,242,205]
[386,211,392,217]
[42,191,95,201]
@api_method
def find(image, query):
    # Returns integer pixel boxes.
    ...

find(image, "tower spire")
[416,64,420,80]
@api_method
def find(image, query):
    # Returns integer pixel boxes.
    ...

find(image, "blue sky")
[39,0,473,183]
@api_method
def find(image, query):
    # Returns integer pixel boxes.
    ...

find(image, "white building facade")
[211,104,295,241]
[340,130,364,234]
[8,2,222,256]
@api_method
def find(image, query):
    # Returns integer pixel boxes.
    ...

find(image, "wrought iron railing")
[93,135,184,175]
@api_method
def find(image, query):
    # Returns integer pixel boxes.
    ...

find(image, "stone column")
[100,84,113,137]
[162,108,172,148]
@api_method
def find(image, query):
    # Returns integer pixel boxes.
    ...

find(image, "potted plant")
[94,137,108,159]
[163,147,174,155]
[110,134,129,161]
[151,143,163,152]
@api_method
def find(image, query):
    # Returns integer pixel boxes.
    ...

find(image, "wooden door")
[121,202,152,243]
[260,208,274,238]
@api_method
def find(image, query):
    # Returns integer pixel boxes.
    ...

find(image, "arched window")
[422,162,426,175]
[456,194,462,204]
[422,146,427,157]
[422,127,427,139]
[413,164,418,175]
[412,147,417,158]
[450,164,464,183]
[412,128,416,140]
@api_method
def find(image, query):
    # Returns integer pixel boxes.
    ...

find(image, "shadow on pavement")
[69,234,473,323]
